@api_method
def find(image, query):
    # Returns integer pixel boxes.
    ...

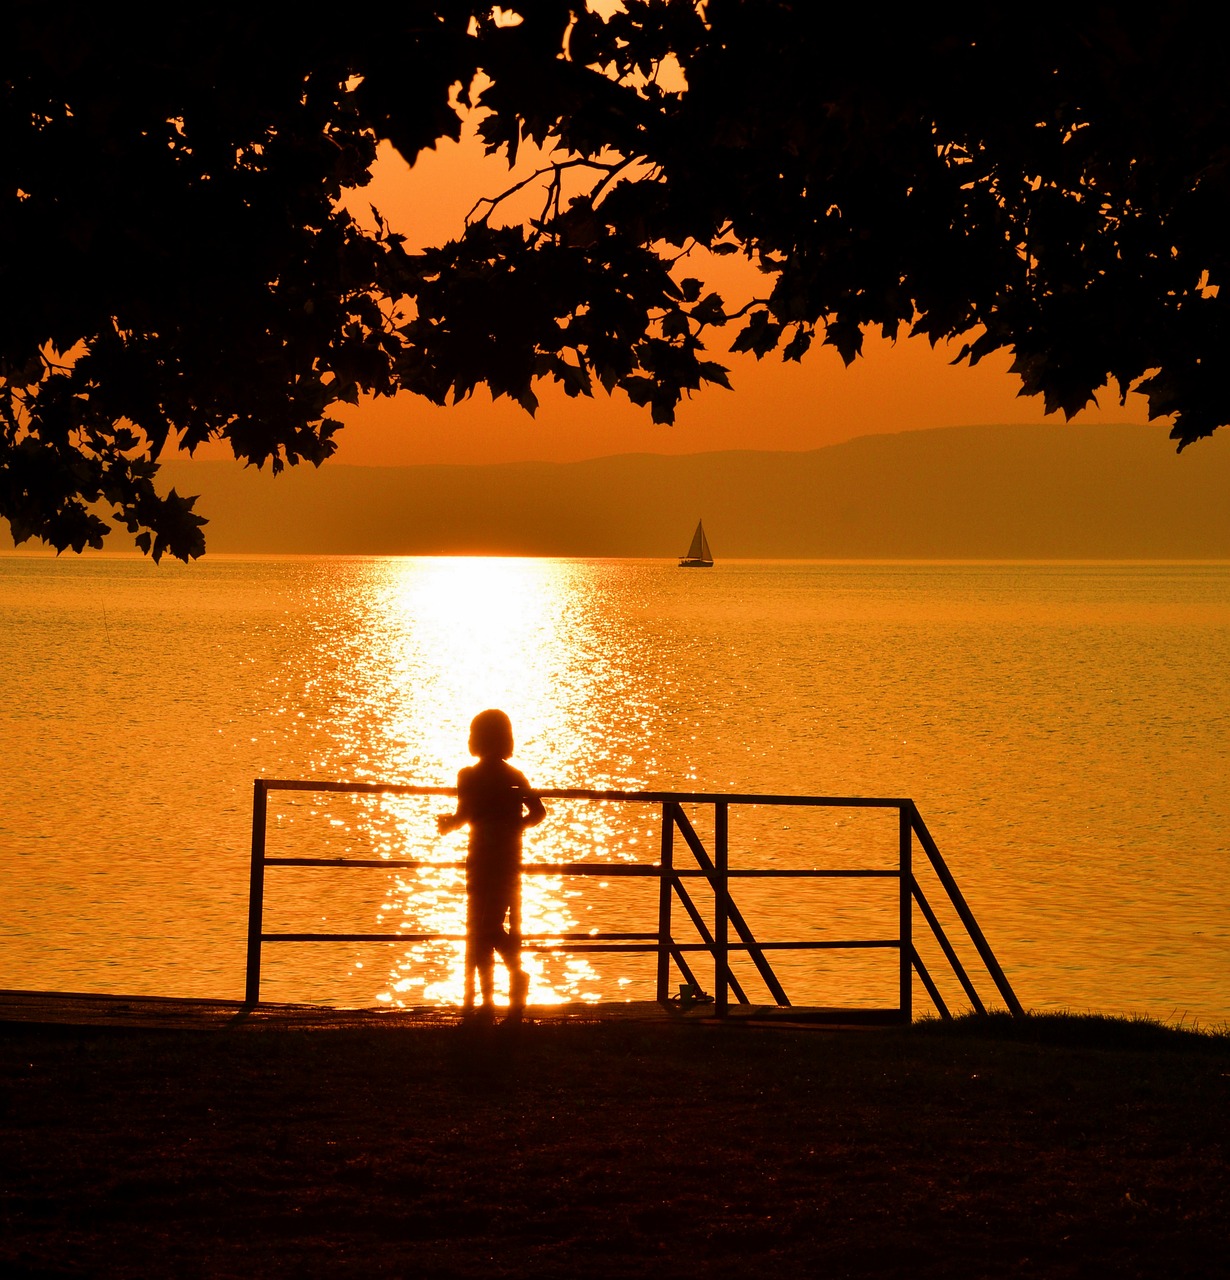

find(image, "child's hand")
[436,812,455,835]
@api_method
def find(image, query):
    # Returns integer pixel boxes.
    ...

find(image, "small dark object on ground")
[670,982,713,1010]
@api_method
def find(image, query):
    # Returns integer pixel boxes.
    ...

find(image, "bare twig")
[717,297,771,324]
[466,156,629,229]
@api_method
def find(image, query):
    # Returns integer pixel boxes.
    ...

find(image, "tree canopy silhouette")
[4,3,1227,558]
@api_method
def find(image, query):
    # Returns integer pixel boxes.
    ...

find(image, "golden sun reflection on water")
[344,558,632,1008]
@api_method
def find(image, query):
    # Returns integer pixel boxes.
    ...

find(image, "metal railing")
[246,779,1024,1021]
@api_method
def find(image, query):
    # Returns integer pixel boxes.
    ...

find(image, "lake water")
[2,554,1228,1024]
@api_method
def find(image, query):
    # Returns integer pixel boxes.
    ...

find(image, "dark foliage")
[4,3,1227,557]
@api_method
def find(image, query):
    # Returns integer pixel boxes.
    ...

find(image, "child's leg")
[463,890,478,1011]
[477,954,495,1006]
[494,879,528,1010]
[471,885,505,1008]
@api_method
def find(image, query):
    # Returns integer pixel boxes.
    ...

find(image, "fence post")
[656,803,675,1003]
[245,779,268,1005]
[715,801,729,1018]
[899,803,912,1025]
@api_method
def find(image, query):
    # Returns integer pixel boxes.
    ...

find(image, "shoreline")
[4,987,1227,1037]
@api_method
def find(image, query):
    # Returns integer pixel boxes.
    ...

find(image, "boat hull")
[678,558,714,568]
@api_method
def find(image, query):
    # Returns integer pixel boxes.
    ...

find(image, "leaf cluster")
[4,2,1230,557]
[1,5,465,558]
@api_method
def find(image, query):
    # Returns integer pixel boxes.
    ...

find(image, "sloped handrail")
[909,805,1025,1018]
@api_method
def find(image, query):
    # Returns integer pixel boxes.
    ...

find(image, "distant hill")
[13,423,1230,558]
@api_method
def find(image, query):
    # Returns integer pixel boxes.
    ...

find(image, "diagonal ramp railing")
[246,780,1024,1022]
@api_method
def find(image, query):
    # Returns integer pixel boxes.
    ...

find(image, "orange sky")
[261,123,1165,468]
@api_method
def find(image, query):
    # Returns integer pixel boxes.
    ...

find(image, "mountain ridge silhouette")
[14,422,1230,558]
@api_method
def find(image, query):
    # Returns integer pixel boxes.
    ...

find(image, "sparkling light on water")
[260,557,658,1007]
[2,556,1228,1022]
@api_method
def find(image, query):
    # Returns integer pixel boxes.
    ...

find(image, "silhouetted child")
[437,709,546,1021]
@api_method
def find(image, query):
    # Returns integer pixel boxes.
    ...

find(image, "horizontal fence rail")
[246,779,1023,1022]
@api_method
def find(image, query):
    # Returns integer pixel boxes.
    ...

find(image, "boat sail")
[678,519,714,568]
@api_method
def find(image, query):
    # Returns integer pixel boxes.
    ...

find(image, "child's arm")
[517,775,547,829]
[522,793,546,829]
[436,770,470,835]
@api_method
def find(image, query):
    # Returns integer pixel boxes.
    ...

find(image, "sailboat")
[678,519,714,568]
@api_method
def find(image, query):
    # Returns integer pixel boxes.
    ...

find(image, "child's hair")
[468,708,514,760]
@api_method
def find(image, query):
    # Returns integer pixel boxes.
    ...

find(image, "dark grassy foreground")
[1,1014,1227,1278]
